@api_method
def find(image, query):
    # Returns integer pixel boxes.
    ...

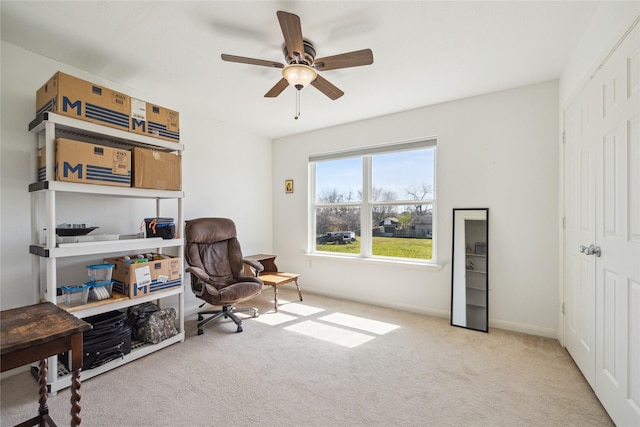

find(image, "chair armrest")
[242,258,264,276]
[186,266,209,281]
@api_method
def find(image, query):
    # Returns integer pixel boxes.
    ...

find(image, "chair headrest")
[185,218,237,244]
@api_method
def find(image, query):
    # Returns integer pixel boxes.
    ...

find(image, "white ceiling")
[1,1,601,139]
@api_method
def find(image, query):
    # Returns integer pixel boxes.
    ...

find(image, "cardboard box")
[132,148,181,190]
[130,98,180,143]
[55,138,131,187]
[37,147,46,181]
[36,71,131,132]
[105,254,182,299]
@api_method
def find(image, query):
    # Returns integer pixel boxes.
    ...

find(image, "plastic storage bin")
[61,284,89,307]
[87,263,114,283]
[88,280,114,301]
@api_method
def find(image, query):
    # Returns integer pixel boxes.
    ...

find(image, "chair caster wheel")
[236,326,243,333]
[198,315,203,321]
[197,329,204,335]
[253,311,259,318]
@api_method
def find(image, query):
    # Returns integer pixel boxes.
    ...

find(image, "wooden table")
[1,302,92,427]
[243,254,303,312]
[258,273,303,312]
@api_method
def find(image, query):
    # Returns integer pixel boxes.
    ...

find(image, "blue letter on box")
[132,118,146,132]
[63,162,83,179]
[62,96,82,116]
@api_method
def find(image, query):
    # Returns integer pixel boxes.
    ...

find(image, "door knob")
[579,244,601,257]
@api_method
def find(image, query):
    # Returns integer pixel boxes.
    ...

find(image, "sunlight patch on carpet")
[318,313,400,335]
[278,302,325,316]
[252,312,298,326]
[284,320,375,348]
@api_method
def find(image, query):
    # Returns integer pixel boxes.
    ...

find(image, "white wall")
[559,2,639,106]
[0,42,273,312]
[3,1,634,337]
[272,80,559,337]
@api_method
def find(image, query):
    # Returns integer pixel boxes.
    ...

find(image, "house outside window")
[309,138,436,263]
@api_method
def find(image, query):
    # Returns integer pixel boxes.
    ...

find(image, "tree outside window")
[310,141,436,262]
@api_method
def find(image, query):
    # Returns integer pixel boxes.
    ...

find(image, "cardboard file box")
[54,138,131,187]
[105,254,182,299]
[36,71,131,132]
[130,98,180,143]
[37,146,46,181]
[132,148,181,190]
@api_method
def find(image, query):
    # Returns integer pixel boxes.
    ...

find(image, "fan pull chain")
[295,90,301,120]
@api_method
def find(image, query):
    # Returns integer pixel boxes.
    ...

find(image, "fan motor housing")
[284,40,316,66]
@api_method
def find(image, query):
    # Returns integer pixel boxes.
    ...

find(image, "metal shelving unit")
[29,112,185,393]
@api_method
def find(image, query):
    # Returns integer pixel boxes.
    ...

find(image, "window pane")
[371,204,432,260]
[315,158,362,203]
[315,206,360,254]
[371,149,434,201]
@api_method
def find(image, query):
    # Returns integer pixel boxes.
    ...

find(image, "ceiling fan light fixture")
[282,64,317,90]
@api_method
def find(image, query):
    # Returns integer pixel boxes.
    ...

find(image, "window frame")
[309,138,437,264]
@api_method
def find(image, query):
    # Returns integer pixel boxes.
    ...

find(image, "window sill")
[304,253,444,271]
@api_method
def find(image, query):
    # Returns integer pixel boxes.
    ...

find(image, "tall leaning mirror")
[451,208,489,332]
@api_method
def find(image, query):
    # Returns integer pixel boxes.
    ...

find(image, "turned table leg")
[70,369,82,427]
[273,286,279,312]
[37,358,49,418]
[70,331,83,427]
[294,279,303,302]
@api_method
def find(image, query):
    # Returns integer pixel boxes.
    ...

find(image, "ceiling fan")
[221,11,374,101]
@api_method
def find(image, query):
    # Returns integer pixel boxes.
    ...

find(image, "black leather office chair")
[184,218,264,334]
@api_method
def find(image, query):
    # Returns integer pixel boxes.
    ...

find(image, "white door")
[563,22,640,426]
[593,22,640,426]
[563,76,597,387]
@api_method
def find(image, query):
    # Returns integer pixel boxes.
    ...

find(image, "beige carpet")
[1,288,612,426]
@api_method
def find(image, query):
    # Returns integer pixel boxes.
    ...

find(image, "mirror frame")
[450,208,489,332]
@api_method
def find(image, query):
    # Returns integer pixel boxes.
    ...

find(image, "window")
[310,138,436,262]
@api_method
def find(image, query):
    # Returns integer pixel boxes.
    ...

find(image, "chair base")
[197,304,259,334]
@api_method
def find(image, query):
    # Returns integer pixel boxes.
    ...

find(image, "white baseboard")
[296,287,560,340]
[489,318,559,340]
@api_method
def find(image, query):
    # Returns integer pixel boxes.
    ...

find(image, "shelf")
[30,238,184,258]
[35,332,185,394]
[29,180,184,199]
[29,107,185,394]
[59,286,183,318]
[29,112,184,152]
[466,269,486,274]
[466,302,487,308]
[465,253,486,258]
[466,287,487,307]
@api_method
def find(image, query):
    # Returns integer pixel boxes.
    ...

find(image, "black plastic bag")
[127,302,160,328]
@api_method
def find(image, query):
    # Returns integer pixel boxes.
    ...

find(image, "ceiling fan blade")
[221,54,284,68]
[313,49,374,71]
[310,75,344,100]
[264,78,290,98]
[277,11,304,63]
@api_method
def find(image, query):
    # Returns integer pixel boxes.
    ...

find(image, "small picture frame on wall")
[285,179,294,194]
